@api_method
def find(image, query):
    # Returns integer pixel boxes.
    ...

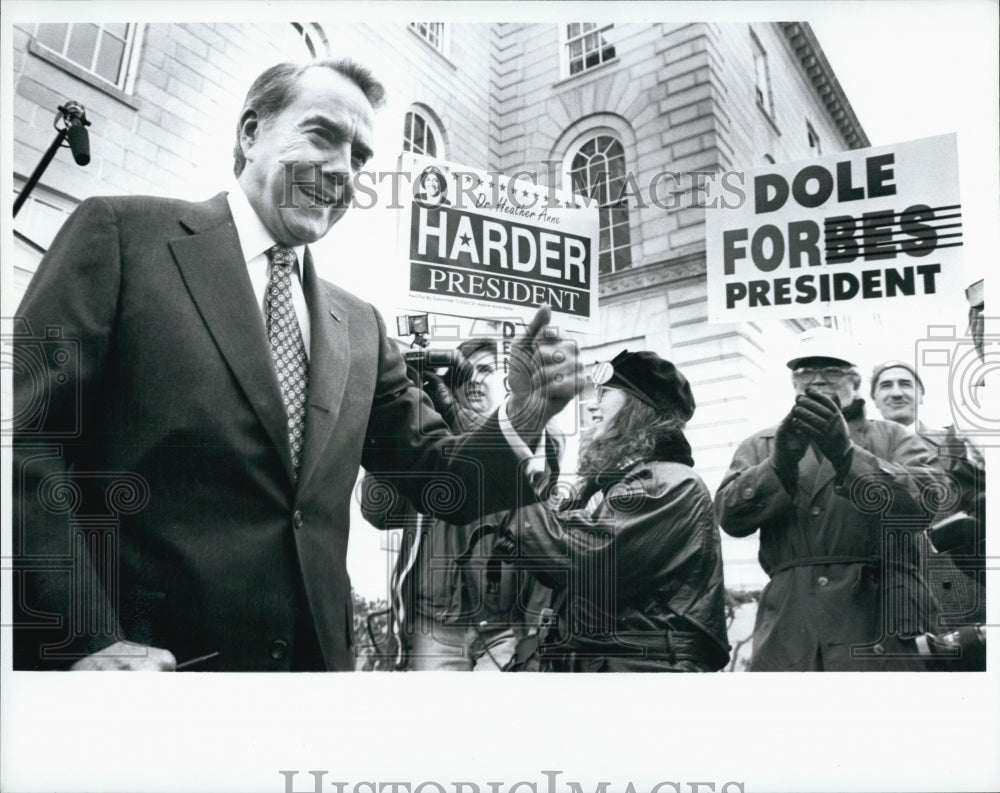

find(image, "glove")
[791,389,854,475]
[421,370,459,428]
[422,371,487,433]
[770,411,807,494]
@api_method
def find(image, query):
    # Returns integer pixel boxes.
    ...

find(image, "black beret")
[592,350,695,421]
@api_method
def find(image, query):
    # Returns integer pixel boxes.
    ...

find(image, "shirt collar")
[226,182,306,267]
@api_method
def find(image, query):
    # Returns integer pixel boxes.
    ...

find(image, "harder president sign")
[397,154,600,334]
[706,133,964,322]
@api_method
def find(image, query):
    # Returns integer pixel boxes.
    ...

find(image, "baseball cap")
[786,327,859,370]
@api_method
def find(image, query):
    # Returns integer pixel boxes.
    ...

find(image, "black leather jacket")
[505,460,730,672]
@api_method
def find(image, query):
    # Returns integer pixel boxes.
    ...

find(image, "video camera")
[403,348,461,369]
[396,313,461,370]
[915,625,986,670]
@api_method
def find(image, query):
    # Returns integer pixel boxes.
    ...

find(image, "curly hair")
[578,391,687,486]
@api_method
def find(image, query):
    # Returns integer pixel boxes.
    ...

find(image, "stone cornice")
[599,253,706,299]
[780,22,870,150]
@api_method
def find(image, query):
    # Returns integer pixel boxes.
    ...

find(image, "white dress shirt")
[226,186,311,358]
[498,399,549,481]
[228,184,550,462]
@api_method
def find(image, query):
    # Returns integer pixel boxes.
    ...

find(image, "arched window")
[569,135,631,274]
[403,108,441,157]
[290,23,330,58]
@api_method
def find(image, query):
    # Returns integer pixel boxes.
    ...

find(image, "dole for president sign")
[706,134,964,322]
[397,154,600,334]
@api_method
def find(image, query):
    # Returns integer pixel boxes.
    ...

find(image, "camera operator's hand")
[770,411,807,494]
[421,370,458,428]
[422,370,486,433]
[791,389,853,475]
[507,305,583,446]
[71,640,176,671]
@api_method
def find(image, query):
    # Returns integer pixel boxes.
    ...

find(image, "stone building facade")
[10,20,867,590]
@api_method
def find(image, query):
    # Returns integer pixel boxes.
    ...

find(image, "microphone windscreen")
[67,124,91,166]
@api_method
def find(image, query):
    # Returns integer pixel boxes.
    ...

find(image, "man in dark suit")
[12,58,579,671]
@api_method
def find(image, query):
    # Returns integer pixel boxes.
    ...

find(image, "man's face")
[872,366,921,426]
[791,356,857,408]
[238,67,374,246]
[454,352,501,415]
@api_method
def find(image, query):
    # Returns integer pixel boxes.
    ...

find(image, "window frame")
[402,105,445,159]
[560,23,617,79]
[290,22,331,58]
[12,178,80,297]
[408,22,449,57]
[807,121,822,154]
[565,132,633,275]
[33,22,142,92]
[750,28,774,120]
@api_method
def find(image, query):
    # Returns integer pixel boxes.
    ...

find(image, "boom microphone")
[66,122,90,166]
[59,101,91,166]
[13,100,93,217]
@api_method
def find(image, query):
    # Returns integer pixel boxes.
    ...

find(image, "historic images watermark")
[279,770,746,793]
[915,324,999,449]
[278,160,749,213]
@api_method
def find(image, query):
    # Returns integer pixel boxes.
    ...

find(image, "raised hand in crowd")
[791,388,854,475]
[507,305,584,443]
[769,411,808,494]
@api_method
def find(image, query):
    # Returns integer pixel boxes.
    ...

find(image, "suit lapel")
[169,194,294,483]
[297,247,351,492]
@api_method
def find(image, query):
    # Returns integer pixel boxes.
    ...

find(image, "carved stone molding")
[599,253,706,300]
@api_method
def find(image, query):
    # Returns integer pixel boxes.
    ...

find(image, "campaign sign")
[397,154,600,334]
[706,134,964,323]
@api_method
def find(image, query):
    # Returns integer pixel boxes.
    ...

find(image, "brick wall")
[10,21,863,592]
[489,22,859,587]
[11,23,302,200]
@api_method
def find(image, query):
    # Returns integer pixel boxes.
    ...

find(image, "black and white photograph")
[1,1,996,791]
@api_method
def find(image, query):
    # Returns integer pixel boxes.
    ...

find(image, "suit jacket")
[13,192,530,671]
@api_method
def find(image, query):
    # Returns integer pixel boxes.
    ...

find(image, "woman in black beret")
[505,350,730,671]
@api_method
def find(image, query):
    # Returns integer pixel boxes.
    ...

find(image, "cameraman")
[362,338,554,670]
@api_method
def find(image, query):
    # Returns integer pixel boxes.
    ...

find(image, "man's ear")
[238,109,260,157]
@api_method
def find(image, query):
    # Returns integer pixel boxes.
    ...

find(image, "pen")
[175,651,219,670]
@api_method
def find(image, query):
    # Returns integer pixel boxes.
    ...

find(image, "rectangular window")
[564,23,615,76]
[751,30,773,117]
[408,22,447,55]
[34,22,139,90]
[807,122,822,154]
[12,181,78,300]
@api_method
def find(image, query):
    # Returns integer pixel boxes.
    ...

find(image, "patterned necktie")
[265,244,309,480]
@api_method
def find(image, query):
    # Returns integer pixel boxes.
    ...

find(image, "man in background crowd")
[362,339,556,671]
[869,279,987,669]
[715,328,941,671]
[870,360,929,432]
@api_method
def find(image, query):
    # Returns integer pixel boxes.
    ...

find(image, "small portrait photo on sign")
[414,165,452,207]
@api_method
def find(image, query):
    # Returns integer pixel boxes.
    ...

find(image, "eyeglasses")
[592,383,606,404]
[792,366,853,383]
